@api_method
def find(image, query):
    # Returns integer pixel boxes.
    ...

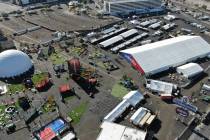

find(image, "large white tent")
[120,36,210,76]
[0,50,33,78]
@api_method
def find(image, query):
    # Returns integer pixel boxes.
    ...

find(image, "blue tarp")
[47,119,65,134]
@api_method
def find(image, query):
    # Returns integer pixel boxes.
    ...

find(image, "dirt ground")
[175,0,210,10]
[24,5,120,32]
[0,3,21,14]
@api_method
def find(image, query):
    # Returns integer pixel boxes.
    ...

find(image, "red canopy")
[39,127,56,140]
[36,78,50,90]
[88,78,97,85]
[59,84,71,93]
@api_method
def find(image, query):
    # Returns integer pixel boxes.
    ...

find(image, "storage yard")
[1,1,210,140]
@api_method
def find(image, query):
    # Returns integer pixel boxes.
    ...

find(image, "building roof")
[47,119,66,134]
[100,35,123,48]
[39,127,56,140]
[146,80,176,94]
[119,29,138,38]
[202,84,210,91]
[104,100,130,122]
[0,49,33,78]
[130,107,148,125]
[35,78,50,90]
[61,132,76,140]
[111,33,146,53]
[104,90,144,122]
[36,118,68,140]
[149,22,161,29]
[97,121,147,140]
[123,90,144,106]
[0,84,7,95]
[164,15,176,20]
[99,29,137,48]
[120,36,210,75]
[59,84,71,93]
[177,63,203,78]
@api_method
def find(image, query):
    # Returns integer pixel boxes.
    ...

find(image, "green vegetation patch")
[0,104,19,124]
[0,105,6,113]
[111,82,129,99]
[42,103,57,113]
[8,84,25,94]
[49,53,65,65]
[0,105,7,123]
[64,96,75,102]
[96,61,106,69]
[68,101,88,124]
[42,98,57,113]
[32,72,48,84]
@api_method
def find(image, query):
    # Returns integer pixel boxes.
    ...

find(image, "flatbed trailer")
[139,112,151,127]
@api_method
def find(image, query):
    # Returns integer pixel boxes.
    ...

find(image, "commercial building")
[120,36,210,76]
[103,0,165,16]
[177,63,204,78]
[97,121,147,140]
[104,90,144,122]
[0,50,33,78]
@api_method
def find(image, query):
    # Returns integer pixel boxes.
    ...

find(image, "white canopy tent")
[97,121,147,140]
[0,50,33,78]
[177,63,203,78]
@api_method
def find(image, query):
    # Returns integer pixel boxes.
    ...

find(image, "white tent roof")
[177,63,203,78]
[97,121,147,140]
[130,107,148,125]
[104,90,144,122]
[100,36,123,48]
[120,29,138,38]
[146,80,176,94]
[120,36,210,75]
[61,132,76,140]
[0,50,33,78]
[123,90,144,107]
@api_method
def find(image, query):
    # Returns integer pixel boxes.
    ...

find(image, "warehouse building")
[103,0,165,16]
[120,36,210,76]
